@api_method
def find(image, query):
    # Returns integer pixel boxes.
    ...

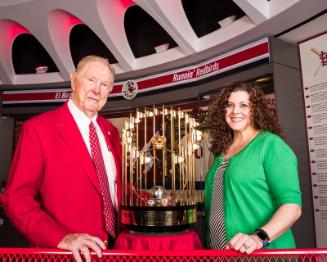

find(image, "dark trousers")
[108,234,116,249]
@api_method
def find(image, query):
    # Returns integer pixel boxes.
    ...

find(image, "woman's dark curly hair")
[207,81,282,156]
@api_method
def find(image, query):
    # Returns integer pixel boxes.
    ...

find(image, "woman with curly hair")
[204,81,302,253]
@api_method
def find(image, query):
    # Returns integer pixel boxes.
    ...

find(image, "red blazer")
[1,103,122,247]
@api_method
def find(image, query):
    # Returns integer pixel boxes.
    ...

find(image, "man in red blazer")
[1,55,121,262]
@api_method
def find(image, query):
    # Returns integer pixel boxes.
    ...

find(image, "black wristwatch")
[255,228,270,248]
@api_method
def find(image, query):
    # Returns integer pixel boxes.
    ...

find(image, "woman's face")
[224,90,253,133]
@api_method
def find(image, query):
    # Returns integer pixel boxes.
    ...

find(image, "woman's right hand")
[226,232,263,254]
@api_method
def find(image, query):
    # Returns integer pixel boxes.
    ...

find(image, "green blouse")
[204,131,302,248]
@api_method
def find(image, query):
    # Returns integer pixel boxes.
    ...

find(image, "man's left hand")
[57,233,106,262]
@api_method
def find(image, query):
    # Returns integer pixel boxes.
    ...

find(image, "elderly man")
[1,55,121,262]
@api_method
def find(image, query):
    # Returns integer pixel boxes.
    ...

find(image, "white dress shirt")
[68,99,118,210]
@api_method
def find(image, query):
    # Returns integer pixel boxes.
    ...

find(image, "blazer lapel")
[57,103,101,194]
[97,118,117,164]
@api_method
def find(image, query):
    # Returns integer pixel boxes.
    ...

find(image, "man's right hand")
[57,233,106,262]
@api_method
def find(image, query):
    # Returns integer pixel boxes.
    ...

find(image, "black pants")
[108,234,116,249]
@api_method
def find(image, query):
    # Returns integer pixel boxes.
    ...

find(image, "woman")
[204,81,302,254]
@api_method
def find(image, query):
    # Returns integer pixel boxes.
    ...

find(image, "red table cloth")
[114,229,203,250]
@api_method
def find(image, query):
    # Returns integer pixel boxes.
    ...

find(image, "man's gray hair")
[75,55,115,82]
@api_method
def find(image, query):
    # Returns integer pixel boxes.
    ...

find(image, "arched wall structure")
[0,0,325,87]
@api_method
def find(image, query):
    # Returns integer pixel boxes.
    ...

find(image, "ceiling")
[0,0,326,89]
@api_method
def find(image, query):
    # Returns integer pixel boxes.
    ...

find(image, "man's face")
[71,60,113,118]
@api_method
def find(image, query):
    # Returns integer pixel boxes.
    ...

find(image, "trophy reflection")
[121,106,202,231]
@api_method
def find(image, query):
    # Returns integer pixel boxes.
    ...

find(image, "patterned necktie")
[89,122,117,238]
[209,158,229,249]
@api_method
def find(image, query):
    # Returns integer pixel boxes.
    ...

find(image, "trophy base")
[120,205,196,232]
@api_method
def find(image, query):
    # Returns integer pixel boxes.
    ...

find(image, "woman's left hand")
[226,232,263,254]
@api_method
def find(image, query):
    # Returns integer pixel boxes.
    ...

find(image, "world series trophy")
[121,106,202,231]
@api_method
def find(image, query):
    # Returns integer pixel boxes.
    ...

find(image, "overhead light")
[35,66,48,74]
[200,106,209,111]
[255,76,272,83]
[218,15,236,28]
[154,43,170,53]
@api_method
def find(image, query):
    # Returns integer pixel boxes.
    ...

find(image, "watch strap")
[255,228,270,248]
